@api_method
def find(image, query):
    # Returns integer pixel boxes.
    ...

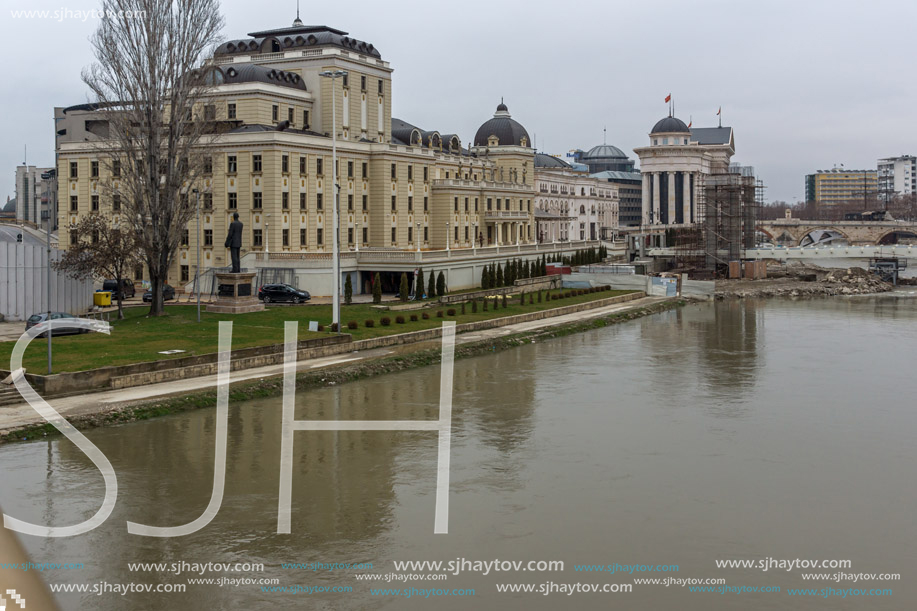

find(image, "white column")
[642,172,651,224]
[683,172,692,225]
[668,172,676,226]
[652,173,660,225]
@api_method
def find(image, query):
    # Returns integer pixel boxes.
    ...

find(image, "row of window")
[69,192,530,214]
[340,73,385,94]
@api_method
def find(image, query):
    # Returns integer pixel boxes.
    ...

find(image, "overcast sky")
[4,0,915,205]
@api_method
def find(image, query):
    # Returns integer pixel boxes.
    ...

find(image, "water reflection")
[1,298,915,610]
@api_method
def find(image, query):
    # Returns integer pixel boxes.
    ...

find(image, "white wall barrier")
[0,241,95,321]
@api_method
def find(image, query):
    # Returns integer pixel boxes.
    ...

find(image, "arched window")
[580,205,586,214]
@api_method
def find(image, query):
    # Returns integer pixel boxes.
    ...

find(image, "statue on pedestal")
[224,212,243,273]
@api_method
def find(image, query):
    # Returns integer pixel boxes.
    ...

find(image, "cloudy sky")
[4,0,915,204]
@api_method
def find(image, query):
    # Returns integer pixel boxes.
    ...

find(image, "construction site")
[672,166,765,279]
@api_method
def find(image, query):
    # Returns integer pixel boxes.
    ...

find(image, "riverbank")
[0,296,681,443]
[715,262,893,299]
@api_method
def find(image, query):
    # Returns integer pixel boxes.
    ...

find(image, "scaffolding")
[672,169,761,278]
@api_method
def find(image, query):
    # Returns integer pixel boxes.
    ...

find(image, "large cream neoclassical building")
[633,115,734,226]
[533,153,618,242]
[56,19,544,292]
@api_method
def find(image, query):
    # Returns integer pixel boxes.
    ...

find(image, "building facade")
[633,115,734,226]
[533,153,618,242]
[590,170,642,227]
[14,165,54,230]
[877,155,916,202]
[56,21,538,291]
[804,168,878,207]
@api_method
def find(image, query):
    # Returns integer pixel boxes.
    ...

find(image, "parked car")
[142,284,175,302]
[102,278,136,300]
[25,312,86,337]
[258,283,311,304]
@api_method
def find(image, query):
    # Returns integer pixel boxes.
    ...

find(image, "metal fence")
[0,241,95,321]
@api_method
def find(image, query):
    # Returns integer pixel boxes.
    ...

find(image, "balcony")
[484,210,530,221]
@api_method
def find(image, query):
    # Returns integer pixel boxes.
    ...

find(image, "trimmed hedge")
[380,317,391,326]
[364,319,375,328]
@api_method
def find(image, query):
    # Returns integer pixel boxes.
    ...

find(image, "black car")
[258,283,311,304]
[25,312,86,337]
[102,278,136,300]
[142,284,175,302]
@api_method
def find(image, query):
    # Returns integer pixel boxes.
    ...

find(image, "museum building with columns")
[633,115,734,226]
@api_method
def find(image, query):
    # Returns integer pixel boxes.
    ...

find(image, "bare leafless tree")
[55,215,141,320]
[82,0,224,315]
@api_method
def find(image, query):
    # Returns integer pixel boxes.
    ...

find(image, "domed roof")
[473,102,531,147]
[651,116,689,134]
[534,153,571,169]
[583,144,627,160]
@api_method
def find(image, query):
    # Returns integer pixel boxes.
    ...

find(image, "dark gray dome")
[651,116,689,134]
[473,103,531,147]
[583,144,627,160]
[534,153,571,169]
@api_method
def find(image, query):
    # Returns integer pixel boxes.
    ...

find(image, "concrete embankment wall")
[2,291,646,397]
[567,272,715,299]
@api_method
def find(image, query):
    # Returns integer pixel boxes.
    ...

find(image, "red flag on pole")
[665,94,672,103]
[716,106,721,115]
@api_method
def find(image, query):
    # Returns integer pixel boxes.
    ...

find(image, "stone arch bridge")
[756,219,917,246]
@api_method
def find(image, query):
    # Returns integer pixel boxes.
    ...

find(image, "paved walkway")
[0,296,670,433]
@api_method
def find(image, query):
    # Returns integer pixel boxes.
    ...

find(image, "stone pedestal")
[206,272,264,314]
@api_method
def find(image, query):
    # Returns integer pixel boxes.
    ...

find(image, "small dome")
[473,102,531,147]
[583,144,627,160]
[651,116,689,134]
[534,153,571,169]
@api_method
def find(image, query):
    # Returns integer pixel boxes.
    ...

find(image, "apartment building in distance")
[805,167,877,207]
[877,155,916,202]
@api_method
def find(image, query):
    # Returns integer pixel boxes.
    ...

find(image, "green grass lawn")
[0,289,633,374]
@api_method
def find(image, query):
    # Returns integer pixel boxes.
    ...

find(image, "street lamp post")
[416,222,421,253]
[264,213,270,254]
[355,221,360,253]
[445,221,450,251]
[193,188,201,322]
[319,69,348,332]
[40,170,53,373]
[472,222,478,254]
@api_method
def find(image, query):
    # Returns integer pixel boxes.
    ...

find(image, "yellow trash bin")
[94,291,112,307]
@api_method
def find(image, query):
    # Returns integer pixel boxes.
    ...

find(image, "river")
[1,297,914,610]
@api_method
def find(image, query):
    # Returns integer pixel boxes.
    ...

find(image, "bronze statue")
[224,212,243,273]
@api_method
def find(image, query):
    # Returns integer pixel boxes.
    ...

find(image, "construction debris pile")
[716,263,893,299]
